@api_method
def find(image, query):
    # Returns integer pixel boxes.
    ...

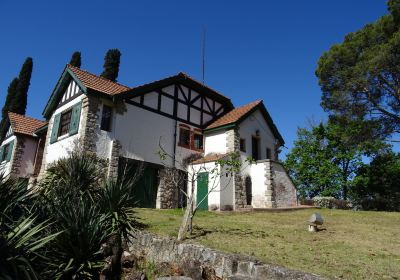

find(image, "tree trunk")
[177,197,193,241]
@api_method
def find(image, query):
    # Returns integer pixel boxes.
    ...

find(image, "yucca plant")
[0,174,58,280]
[45,198,110,280]
[97,162,144,279]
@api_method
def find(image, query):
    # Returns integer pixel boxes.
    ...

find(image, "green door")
[197,172,209,210]
[134,166,158,208]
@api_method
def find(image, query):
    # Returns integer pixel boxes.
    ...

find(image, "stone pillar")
[10,137,25,177]
[108,139,121,179]
[264,160,276,208]
[226,128,246,210]
[80,95,100,154]
[156,167,181,209]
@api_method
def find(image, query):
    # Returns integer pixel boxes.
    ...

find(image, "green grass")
[136,208,400,280]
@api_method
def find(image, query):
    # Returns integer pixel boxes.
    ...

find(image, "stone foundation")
[107,140,121,179]
[128,231,324,280]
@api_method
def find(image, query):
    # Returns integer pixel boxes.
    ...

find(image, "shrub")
[312,196,350,209]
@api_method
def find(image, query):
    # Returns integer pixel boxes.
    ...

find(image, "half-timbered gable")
[120,73,234,129]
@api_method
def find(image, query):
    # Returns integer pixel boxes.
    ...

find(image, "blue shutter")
[0,146,4,162]
[6,140,14,162]
[50,113,61,144]
[69,102,82,136]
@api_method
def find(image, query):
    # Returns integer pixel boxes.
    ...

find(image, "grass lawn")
[136,208,400,280]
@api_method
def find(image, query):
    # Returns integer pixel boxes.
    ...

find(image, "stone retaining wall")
[128,231,324,280]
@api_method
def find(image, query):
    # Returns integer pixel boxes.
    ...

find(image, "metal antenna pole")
[202,27,206,84]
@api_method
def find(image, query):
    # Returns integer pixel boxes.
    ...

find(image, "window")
[58,110,72,137]
[240,138,246,152]
[101,105,112,131]
[2,143,9,162]
[193,132,204,150]
[179,126,190,148]
[266,148,272,159]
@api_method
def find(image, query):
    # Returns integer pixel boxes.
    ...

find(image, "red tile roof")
[8,112,47,136]
[67,64,130,95]
[191,153,228,165]
[206,100,262,130]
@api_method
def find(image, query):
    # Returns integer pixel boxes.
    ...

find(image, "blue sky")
[0,1,388,158]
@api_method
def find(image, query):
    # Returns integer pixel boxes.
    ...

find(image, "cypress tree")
[10,57,33,115]
[69,51,81,68]
[0,78,19,139]
[100,49,121,82]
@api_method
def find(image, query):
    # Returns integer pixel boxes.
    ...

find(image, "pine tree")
[0,78,19,139]
[69,51,81,68]
[100,49,121,82]
[10,57,33,115]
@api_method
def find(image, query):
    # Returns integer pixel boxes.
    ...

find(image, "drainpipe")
[172,119,177,168]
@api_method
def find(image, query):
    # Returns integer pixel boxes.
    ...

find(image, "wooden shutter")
[69,102,82,136]
[6,140,14,162]
[50,113,61,144]
[0,146,4,162]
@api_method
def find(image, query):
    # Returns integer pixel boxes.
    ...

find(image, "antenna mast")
[202,27,206,84]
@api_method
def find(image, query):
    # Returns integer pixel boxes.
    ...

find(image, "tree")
[0,78,19,139]
[284,118,385,199]
[316,0,400,138]
[101,49,121,82]
[69,51,81,68]
[10,57,33,115]
[352,151,400,211]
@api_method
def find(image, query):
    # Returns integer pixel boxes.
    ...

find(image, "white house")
[0,112,47,179]
[36,64,297,210]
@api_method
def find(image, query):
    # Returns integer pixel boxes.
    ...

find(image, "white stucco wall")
[44,95,85,165]
[18,137,38,177]
[204,131,227,155]
[188,162,235,211]
[116,103,200,169]
[250,161,267,208]
[238,109,277,161]
[0,135,16,176]
[95,99,114,159]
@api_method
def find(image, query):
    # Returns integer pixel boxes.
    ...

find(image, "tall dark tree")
[0,78,19,139]
[69,51,81,68]
[316,0,400,138]
[10,57,33,115]
[100,49,121,82]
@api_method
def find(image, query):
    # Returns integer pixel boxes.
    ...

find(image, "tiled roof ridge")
[8,112,47,125]
[66,64,130,90]
[206,100,262,130]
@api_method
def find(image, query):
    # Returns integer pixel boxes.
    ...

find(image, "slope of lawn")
[136,208,400,280]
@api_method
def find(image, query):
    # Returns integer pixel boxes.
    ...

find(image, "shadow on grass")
[187,225,271,240]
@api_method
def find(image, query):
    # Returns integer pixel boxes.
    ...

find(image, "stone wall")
[271,161,298,208]
[128,231,324,280]
[156,168,186,209]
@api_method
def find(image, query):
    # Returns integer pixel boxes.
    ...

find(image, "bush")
[312,196,350,209]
